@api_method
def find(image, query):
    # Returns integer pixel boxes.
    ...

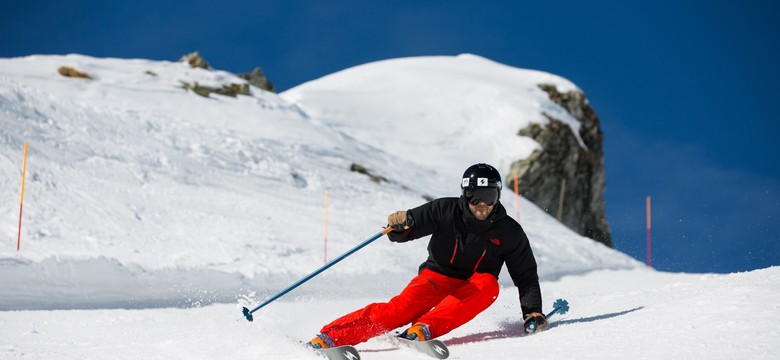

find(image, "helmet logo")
[462,178,470,187]
[477,178,488,186]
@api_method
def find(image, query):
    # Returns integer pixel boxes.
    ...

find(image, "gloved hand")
[387,210,414,231]
[524,312,547,334]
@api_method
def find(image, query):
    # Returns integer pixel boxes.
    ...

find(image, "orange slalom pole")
[646,196,652,267]
[324,190,329,264]
[17,142,29,251]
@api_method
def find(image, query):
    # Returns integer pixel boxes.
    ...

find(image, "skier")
[307,163,545,349]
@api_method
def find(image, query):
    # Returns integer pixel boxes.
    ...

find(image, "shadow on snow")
[445,307,644,346]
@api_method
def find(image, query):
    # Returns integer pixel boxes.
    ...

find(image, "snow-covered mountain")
[0,54,636,309]
[1,54,776,359]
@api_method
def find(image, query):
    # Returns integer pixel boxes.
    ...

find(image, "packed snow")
[1,54,777,359]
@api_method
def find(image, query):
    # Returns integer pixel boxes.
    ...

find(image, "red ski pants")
[320,269,499,346]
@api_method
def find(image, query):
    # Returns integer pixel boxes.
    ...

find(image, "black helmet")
[460,163,502,205]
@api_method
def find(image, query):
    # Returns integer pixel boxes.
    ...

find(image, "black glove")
[524,312,547,334]
[387,210,414,231]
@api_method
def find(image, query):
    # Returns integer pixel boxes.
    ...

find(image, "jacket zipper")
[450,238,459,264]
[472,249,486,272]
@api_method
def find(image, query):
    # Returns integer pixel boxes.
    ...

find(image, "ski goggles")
[464,187,499,206]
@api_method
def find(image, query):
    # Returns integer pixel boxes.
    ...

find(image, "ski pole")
[242,227,394,322]
[528,298,569,333]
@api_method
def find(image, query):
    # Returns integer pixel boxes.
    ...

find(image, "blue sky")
[2,0,778,273]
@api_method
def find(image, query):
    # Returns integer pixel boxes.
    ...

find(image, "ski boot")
[400,322,431,341]
[306,333,335,349]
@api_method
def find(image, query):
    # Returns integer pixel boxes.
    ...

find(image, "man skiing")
[308,163,545,349]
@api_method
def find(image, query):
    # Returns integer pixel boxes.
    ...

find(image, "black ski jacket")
[388,196,543,316]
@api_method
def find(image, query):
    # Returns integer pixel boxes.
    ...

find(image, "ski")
[397,337,450,359]
[314,345,360,360]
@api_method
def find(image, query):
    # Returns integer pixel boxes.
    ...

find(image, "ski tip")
[314,345,361,360]
[242,307,254,322]
[398,338,449,359]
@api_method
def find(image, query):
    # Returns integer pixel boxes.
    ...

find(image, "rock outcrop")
[239,67,275,93]
[508,84,612,247]
[179,51,210,69]
[178,52,275,93]
[58,66,92,79]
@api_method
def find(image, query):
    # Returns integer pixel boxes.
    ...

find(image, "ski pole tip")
[242,307,254,322]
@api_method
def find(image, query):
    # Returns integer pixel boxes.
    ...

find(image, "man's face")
[468,201,494,221]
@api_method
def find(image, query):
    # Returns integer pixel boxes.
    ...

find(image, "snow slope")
[1,54,777,359]
[3,267,778,359]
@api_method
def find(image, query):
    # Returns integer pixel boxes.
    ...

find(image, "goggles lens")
[465,187,499,206]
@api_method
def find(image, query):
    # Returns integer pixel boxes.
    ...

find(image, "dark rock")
[350,163,388,183]
[179,51,210,69]
[179,81,251,98]
[239,67,275,93]
[508,84,612,247]
[58,66,92,79]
